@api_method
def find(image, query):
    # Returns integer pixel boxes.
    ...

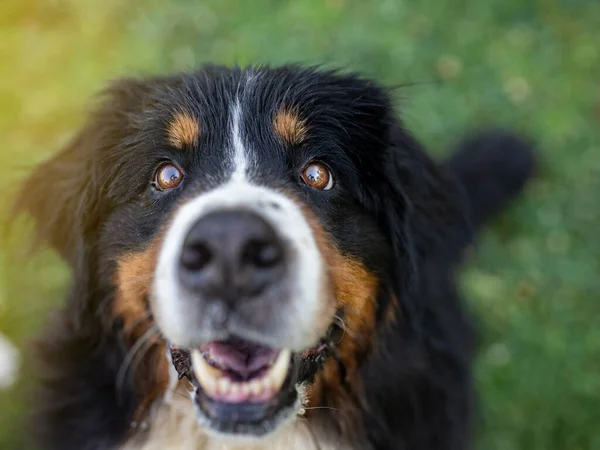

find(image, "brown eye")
[301,162,334,190]
[154,163,184,191]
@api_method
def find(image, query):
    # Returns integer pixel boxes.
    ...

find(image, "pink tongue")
[200,338,279,378]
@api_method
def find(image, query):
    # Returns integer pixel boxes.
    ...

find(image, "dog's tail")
[444,130,537,230]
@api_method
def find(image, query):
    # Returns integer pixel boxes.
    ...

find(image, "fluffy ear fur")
[379,123,473,341]
[16,78,157,266]
[17,125,98,265]
[387,125,472,263]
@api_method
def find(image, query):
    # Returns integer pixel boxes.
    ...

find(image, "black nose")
[178,210,286,301]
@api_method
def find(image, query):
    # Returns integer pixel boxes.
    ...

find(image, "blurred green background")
[1,0,599,449]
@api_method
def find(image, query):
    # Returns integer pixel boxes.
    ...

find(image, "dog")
[18,65,535,450]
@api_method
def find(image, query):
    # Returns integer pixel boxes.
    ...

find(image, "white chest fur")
[121,383,343,450]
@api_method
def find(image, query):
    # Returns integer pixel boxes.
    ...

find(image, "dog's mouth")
[193,339,290,403]
[169,327,339,437]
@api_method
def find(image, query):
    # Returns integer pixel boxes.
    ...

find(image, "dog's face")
[20,66,464,441]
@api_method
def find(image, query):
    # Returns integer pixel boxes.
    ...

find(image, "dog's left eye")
[153,163,184,191]
[301,162,334,190]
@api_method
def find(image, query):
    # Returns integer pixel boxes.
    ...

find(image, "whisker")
[116,324,160,403]
[304,406,341,411]
[122,312,153,334]
[333,314,346,343]
[175,391,191,400]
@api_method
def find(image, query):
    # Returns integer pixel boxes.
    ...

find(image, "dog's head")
[20,66,468,441]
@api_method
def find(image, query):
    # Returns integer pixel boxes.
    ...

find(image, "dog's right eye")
[153,163,184,191]
[301,162,334,191]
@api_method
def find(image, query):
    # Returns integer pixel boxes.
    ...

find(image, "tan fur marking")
[273,109,307,146]
[114,240,169,422]
[297,201,379,438]
[311,249,377,428]
[330,254,378,330]
[304,207,379,349]
[114,250,155,332]
[167,112,200,148]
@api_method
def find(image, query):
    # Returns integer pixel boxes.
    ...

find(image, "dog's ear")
[386,125,472,260]
[381,124,472,337]
[18,125,99,266]
[16,78,155,266]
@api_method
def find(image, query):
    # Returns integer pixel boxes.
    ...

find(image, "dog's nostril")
[243,239,284,268]
[181,243,212,271]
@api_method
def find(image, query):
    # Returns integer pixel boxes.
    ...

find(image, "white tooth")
[262,376,273,393]
[249,380,263,396]
[230,382,241,396]
[218,377,231,395]
[241,383,251,396]
[267,349,291,390]
[191,350,221,395]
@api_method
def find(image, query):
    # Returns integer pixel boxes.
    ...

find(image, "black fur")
[18,65,535,450]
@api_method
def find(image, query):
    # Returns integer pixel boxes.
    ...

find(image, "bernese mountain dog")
[18,65,535,450]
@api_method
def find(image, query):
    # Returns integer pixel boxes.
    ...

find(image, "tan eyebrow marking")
[273,108,307,146]
[167,112,200,148]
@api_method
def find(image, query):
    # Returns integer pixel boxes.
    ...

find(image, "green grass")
[1,1,599,448]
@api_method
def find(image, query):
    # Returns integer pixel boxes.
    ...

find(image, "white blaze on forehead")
[230,100,249,182]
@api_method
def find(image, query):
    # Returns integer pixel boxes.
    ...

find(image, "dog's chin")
[169,331,336,439]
